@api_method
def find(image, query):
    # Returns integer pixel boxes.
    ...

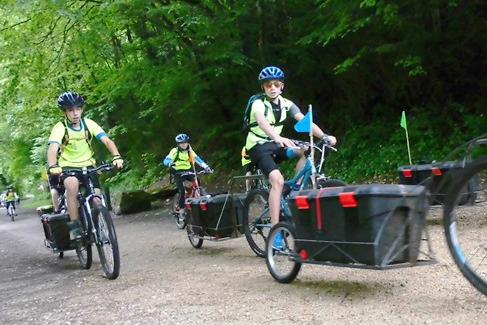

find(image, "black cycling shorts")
[248,142,288,177]
[60,168,101,189]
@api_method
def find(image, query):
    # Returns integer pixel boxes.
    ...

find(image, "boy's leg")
[64,176,80,221]
[268,169,285,225]
[174,174,186,210]
[50,188,60,212]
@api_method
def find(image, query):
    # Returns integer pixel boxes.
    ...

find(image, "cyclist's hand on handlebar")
[112,155,124,169]
[48,164,62,175]
[204,167,213,174]
[321,134,337,147]
[274,135,296,148]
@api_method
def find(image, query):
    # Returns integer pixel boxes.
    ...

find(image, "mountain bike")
[6,201,17,221]
[243,140,347,257]
[42,163,120,279]
[171,169,211,229]
[443,154,487,296]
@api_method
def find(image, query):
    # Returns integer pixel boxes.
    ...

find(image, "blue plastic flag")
[294,110,313,133]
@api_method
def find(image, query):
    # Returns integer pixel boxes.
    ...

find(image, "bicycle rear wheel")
[93,206,120,279]
[443,156,487,296]
[266,222,302,283]
[243,189,271,257]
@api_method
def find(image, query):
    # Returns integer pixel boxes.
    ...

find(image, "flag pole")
[400,111,412,165]
[405,127,412,165]
[309,105,316,189]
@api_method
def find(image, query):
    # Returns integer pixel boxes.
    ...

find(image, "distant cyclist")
[47,91,124,240]
[244,66,336,246]
[5,186,19,217]
[163,133,212,214]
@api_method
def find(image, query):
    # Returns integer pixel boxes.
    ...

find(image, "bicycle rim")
[265,222,301,283]
[94,206,120,279]
[444,156,487,296]
[186,218,203,248]
[243,189,271,257]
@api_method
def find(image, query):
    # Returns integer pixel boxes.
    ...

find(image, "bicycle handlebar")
[292,139,337,152]
[175,169,213,177]
[62,163,114,177]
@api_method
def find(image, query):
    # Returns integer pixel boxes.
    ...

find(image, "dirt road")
[0,204,485,325]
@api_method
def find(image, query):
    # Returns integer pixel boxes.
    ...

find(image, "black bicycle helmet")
[57,91,85,110]
[258,66,285,83]
[175,133,190,143]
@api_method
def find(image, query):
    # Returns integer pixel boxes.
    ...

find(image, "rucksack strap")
[60,118,93,154]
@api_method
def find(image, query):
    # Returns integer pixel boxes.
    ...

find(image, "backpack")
[60,118,93,154]
[243,93,267,131]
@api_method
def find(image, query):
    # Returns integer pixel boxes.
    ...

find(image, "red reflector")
[295,196,309,210]
[300,249,308,260]
[431,167,442,176]
[402,169,412,178]
[200,202,207,211]
[339,192,357,208]
[185,203,192,210]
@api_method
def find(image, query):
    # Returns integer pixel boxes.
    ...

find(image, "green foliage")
[1,0,487,194]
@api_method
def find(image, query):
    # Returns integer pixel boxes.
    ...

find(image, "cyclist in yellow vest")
[245,66,337,246]
[4,186,19,216]
[241,146,255,192]
[163,133,212,213]
[47,91,124,240]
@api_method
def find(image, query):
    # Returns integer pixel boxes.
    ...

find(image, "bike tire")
[243,189,271,257]
[186,217,203,248]
[266,222,302,283]
[94,206,120,280]
[11,211,14,222]
[76,209,93,269]
[443,155,487,296]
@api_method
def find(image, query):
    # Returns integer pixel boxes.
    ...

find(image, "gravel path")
[0,204,486,325]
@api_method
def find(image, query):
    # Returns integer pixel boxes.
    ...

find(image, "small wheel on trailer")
[58,252,64,259]
[265,222,302,283]
[186,218,203,248]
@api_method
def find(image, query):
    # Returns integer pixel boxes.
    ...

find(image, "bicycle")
[443,153,487,296]
[171,169,211,229]
[243,139,347,257]
[41,163,120,279]
[6,201,17,221]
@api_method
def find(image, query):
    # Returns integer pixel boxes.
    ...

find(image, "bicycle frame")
[64,166,109,246]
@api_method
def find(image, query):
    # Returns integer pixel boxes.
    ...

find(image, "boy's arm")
[192,150,210,170]
[99,136,123,168]
[47,143,63,174]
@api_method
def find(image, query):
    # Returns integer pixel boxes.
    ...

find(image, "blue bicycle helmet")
[258,66,285,83]
[57,91,85,110]
[175,133,190,143]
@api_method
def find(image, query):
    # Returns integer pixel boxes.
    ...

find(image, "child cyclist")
[47,91,124,240]
[163,134,212,214]
[245,66,337,247]
[5,186,19,216]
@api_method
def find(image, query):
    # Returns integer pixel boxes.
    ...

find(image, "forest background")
[1,0,487,196]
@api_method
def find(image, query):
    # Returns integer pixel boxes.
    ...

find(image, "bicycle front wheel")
[93,206,120,280]
[443,156,487,296]
[77,211,93,269]
[243,189,271,257]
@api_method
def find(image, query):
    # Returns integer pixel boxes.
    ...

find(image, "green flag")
[400,111,407,129]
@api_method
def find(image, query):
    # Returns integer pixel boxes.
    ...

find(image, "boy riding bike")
[5,186,19,217]
[245,66,337,246]
[163,134,212,214]
[47,91,124,240]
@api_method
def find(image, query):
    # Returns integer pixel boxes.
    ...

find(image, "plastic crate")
[40,213,71,251]
[286,184,428,267]
[186,193,246,238]
[397,161,476,204]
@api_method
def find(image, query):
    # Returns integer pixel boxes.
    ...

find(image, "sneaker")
[67,220,82,241]
[273,232,283,250]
